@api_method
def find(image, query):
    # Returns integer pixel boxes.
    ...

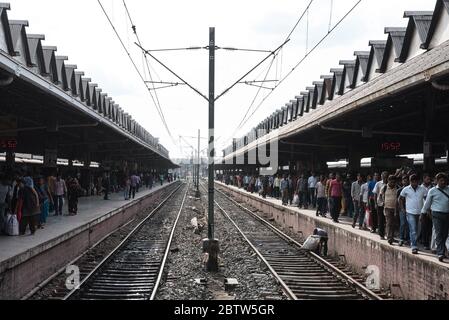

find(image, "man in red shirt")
[329,174,343,223]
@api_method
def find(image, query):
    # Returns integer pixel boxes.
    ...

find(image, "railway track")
[204,182,382,300]
[62,183,188,300]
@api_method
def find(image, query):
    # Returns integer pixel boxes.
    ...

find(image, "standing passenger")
[421,173,449,262]
[397,176,410,247]
[351,174,363,228]
[373,172,389,240]
[280,175,289,206]
[308,173,318,209]
[316,175,327,217]
[400,175,427,254]
[20,177,40,235]
[420,174,434,250]
[274,175,281,199]
[36,177,52,227]
[54,174,67,216]
[325,173,335,216]
[380,176,398,245]
[129,173,138,199]
[103,173,110,200]
[124,176,131,200]
[67,176,81,215]
[329,174,343,223]
[368,173,380,234]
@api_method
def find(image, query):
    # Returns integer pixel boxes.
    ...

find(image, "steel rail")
[213,183,383,300]
[198,183,297,300]
[62,182,184,300]
[150,186,188,300]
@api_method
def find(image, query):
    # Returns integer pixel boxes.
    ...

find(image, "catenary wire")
[122,0,176,144]
[97,0,175,143]
[219,0,362,151]
[237,0,363,133]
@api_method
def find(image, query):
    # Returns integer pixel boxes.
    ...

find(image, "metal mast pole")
[204,27,219,271]
[196,129,200,196]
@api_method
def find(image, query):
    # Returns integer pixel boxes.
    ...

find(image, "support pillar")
[348,150,361,174]
[44,120,59,174]
[5,149,15,176]
[423,87,437,173]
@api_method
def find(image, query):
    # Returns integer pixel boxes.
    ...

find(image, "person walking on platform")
[273,175,281,199]
[124,176,131,200]
[329,174,343,223]
[325,173,335,216]
[47,172,56,214]
[397,175,410,247]
[129,173,139,200]
[296,174,308,209]
[368,173,379,234]
[380,175,398,245]
[400,174,427,255]
[20,177,40,236]
[421,173,449,262]
[420,174,434,250]
[316,175,327,217]
[54,174,67,216]
[36,176,52,228]
[374,172,389,240]
[288,175,294,205]
[103,173,111,200]
[67,176,81,215]
[351,174,363,229]
[0,175,12,234]
[308,173,318,209]
[262,176,269,199]
[280,175,289,206]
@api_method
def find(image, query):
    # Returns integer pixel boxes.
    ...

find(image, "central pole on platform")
[203,27,219,272]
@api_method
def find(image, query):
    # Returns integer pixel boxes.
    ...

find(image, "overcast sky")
[9,0,436,159]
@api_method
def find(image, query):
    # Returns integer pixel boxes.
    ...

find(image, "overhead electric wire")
[285,0,315,42]
[122,0,176,144]
[233,56,276,133]
[136,42,209,101]
[145,47,205,52]
[219,0,315,149]
[237,0,363,131]
[97,0,175,144]
[218,47,272,53]
[214,39,289,102]
[329,0,334,32]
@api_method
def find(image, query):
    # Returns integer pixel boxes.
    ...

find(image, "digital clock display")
[0,139,17,150]
[381,142,401,152]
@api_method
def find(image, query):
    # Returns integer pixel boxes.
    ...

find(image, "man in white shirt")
[421,173,449,262]
[351,174,364,229]
[400,174,428,254]
[308,173,318,209]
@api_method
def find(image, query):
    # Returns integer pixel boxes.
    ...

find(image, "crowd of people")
[219,167,449,262]
[0,168,174,237]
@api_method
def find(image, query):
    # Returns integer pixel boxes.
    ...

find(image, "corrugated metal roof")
[385,27,407,57]
[0,3,170,159]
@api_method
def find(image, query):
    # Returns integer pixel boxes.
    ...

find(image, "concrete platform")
[0,181,178,299]
[216,181,449,300]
